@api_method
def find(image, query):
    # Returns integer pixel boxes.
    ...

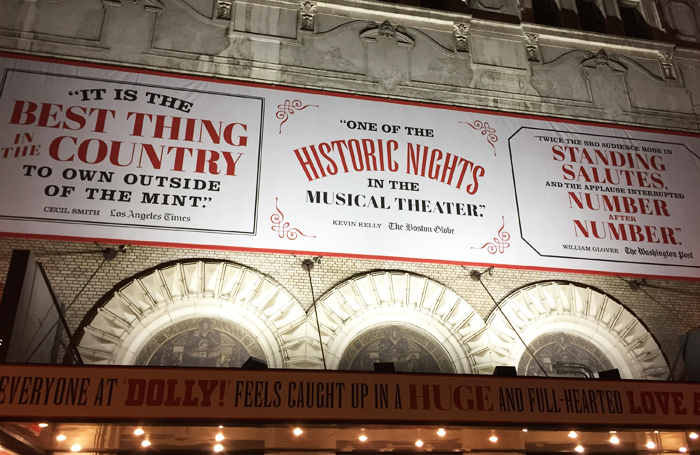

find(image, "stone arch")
[486,281,669,379]
[314,271,490,373]
[75,259,317,368]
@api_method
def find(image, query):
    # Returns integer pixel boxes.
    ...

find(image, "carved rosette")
[523,32,540,62]
[216,0,232,20]
[659,51,677,81]
[299,0,317,31]
[453,22,470,53]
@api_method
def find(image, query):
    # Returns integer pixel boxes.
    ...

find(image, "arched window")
[75,260,313,368]
[314,271,489,374]
[486,281,669,379]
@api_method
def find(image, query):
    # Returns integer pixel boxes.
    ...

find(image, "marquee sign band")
[0,365,698,427]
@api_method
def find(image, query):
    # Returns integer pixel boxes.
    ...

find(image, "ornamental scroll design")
[472,217,510,254]
[299,0,316,31]
[460,119,498,155]
[276,100,318,134]
[101,0,165,11]
[580,49,626,73]
[360,21,415,47]
[271,198,315,240]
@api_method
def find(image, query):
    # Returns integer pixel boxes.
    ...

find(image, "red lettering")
[10,100,37,125]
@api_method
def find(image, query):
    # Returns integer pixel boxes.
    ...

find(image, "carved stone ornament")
[453,22,470,53]
[523,32,540,62]
[101,0,165,11]
[580,49,626,72]
[379,20,396,39]
[659,51,676,80]
[299,0,316,31]
[359,21,415,47]
[216,0,232,20]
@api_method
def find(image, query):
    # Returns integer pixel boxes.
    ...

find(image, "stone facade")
[1,0,699,378]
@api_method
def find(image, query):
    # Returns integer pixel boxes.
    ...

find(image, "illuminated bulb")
[38,423,48,428]
[71,445,81,452]
[489,436,498,443]
[214,444,223,452]
[575,446,584,453]
[679,448,687,453]
[141,441,151,447]
[293,428,303,436]
[56,435,67,442]
[219,426,223,429]
[522,429,528,433]
[647,441,656,449]
[437,429,446,437]
[569,431,578,439]
[690,433,699,440]
[415,440,424,448]
[134,429,145,436]
[610,436,620,444]
[654,431,659,434]
[215,434,225,442]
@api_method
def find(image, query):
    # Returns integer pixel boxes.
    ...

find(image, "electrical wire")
[303,260,327,370]
[471,267,549,377]
[25,256,108,364]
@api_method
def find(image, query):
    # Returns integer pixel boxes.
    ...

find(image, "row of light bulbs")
[41,423,700,452]
[562,429,697,453]
[133,426,226,451]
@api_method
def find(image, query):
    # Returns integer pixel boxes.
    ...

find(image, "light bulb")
[56,435,67,442]
[575,446,584,453]
[141,441,151,447]
[610,436,620,444]
[647,441,656,449]
[215,434,225,442]
[214,444,223,452]
[522,429,528,433]
[71,445,81,452]
[437,429,446,437]
[568,431,578,438]
[134,429,145,436]
[489,436,498,443]
[38,423,48,428]
[690,433,698,440]
[359,435,368,442]
[293,428,303,436]
[415,440,424,448]
[679,448,687,453]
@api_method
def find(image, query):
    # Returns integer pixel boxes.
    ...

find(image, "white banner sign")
[1,55,699,278]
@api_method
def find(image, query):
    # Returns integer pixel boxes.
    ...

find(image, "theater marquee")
[1,54,699,278]
[0,365,698,427]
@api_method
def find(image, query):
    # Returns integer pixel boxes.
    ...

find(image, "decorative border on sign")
[271,198,315,240]
[277,100,318,133]
[460,119,498,155]
[472,216,510,254]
